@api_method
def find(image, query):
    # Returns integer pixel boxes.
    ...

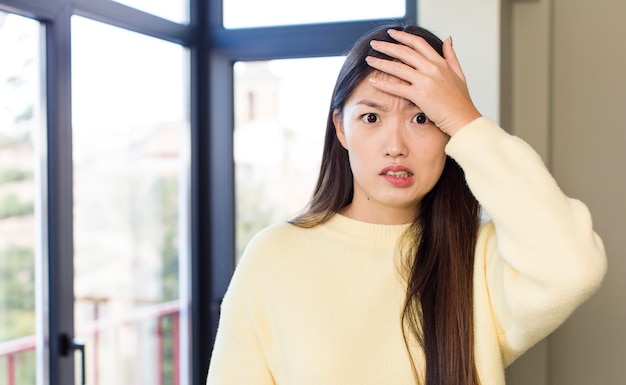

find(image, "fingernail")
[449,36,453,47]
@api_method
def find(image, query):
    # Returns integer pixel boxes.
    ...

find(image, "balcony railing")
[0,300,181,385]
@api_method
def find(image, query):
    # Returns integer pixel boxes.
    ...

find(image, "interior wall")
[548,0,626,382]
[418,0,501,124]
[503,2,551,383]
[420,0,626,383]
[508,0,626,383]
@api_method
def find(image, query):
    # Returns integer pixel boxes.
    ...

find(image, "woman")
[206,25,607,385]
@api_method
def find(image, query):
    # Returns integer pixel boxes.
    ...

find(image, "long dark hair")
[290,25,481,385]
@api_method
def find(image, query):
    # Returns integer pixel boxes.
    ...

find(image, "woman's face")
[333,71,449,224]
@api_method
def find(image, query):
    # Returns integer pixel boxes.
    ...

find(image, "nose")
[385,122,408,158]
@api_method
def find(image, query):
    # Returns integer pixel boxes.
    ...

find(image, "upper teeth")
[386,171,409,177]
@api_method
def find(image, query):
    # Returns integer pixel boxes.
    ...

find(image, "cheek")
[433,154,447,178]
[346,144,371,175]
[345,132,375,162]
[345,138,378,183]
[418,132,447,154]
[418,139,448,177]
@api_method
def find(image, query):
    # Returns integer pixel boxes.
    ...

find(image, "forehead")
[369,69,408,84]
[345,70,413,107]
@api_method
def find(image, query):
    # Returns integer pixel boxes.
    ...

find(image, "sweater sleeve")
[206,235,276,385]
[445,117,607,365]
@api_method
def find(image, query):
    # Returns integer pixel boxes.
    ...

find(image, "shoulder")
[244,221,311,255]
[225,222,302,298]
[237,221,317,271]
[227,221,327,299]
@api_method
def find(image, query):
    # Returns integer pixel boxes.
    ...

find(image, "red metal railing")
[0,335,36,385]
[0,300,181,385]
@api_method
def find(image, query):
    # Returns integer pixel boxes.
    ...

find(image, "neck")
[340,203,416,225]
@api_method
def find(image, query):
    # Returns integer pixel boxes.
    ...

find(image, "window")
[223,0,405,28]
[112,0,188,24]
[71,16,189,384]
[0,0,416,384]
[0,11,43,385]
[233,57,344,260]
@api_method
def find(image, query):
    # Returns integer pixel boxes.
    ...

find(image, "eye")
[361,113,380,124]
[412,112,430,125]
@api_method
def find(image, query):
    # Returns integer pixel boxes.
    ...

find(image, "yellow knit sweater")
[207,118,607,385]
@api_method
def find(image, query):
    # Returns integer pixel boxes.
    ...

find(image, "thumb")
[443,36,466,82]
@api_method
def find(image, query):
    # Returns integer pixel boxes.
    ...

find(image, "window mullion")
[72,0,192,45]
[211,20,408,60]
[44,4,75,385]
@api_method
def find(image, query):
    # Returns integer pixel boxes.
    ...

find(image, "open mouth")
[384,170,411,178]
[380,166,414,187]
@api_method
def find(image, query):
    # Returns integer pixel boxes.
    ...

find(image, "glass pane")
[0,12,42,385]
[113,0,188,24]
[234,57,344,260]
[71,16,189,385]
[224,0,405,29]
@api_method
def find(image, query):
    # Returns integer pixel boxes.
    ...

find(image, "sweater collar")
[323,213,412,243]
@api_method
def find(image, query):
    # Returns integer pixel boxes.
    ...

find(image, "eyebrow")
[355,99,419,110]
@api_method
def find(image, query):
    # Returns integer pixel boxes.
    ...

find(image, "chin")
[381,193,422,207]
[381,200,420,212]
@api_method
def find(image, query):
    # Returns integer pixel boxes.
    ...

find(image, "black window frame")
[0,0,416,383]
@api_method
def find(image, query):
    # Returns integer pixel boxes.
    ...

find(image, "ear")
[333,109,348,150]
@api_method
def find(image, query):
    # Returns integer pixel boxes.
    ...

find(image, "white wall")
[418,0,501,124]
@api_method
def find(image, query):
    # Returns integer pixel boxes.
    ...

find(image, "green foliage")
[0,194,33,219]
[157,177,179,382]
[0,245,35,341]
[155,176,179,381]
[235,171,278,259]
[159,177,179,302]
[0,245,36,383]
[15,351,37,384]
[14,105,33,124]
[0,350,36,385]
[160,316,176,385]
[6,75,26,87]
[0,169,33,185]
[0,132,31,149]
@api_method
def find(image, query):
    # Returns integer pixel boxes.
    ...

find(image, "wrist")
[444,109,482,136]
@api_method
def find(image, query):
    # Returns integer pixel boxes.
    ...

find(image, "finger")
[365,55,419,85]
[442,36,466,82]
[386,29,442,62]
[369,40,431,71]
[367,75,420,103]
